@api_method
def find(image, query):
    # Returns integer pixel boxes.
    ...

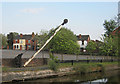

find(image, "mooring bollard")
[71,60,74,65]
[13,53,23,68]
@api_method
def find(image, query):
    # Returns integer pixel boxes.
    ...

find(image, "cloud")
[20,8,44,14]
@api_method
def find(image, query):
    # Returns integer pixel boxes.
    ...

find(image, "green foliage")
[99,35,118,56]
[74,65,90,74]
[48,60,58,71]
[35,30,48,49]
[97,64,103,67]
[2,67,10,72]
[86,41,97,55]
[98,18,118,56]
[48,52,59,71]
[49,52,59,62]
[7,32,19,49]
[96,64,105,72]
[48,27,80,54]
[0,34,7,48]
[103,19,117,37]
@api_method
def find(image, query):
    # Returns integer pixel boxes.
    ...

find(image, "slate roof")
[77,35,90,41]
[14,35,34,40]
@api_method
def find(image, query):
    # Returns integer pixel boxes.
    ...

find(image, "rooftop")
[77,34,90,41]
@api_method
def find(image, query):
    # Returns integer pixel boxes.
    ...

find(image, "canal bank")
[2,62,120,83]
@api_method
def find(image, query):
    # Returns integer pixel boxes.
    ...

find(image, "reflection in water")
[2,69,120,84]
[81,78,108,84]
[90,78,108,83]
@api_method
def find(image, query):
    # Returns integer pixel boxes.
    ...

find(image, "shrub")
[48,60,58,71]
[97,64,105,72]
[74,65,89,74]
[48,52,59,71]
[97,64,103,67]
[101,65,105,72]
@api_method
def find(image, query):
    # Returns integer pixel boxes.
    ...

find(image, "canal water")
[3,69,120,84]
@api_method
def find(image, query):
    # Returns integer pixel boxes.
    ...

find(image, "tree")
[0,34,7,48]
[35,30,48,50]
[99,35,118,56]
[103,19,117,37]
[101,18,119,56]
[7,32,19,49]
[48,27,80,54]
[86,41,97,55]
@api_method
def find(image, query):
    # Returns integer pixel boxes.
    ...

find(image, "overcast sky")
[2,2,118,40]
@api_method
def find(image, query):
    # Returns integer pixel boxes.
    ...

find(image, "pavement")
[1,49,116,60]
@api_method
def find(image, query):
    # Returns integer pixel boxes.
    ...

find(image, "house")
[111,27,120,36]
[13,32,37,50]
[91,40,103,53]
[77,34,90,52]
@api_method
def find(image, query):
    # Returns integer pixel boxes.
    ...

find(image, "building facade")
[77,34,90,52]
[13,32,37,50]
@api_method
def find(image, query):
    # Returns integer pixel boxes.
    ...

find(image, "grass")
[58,61,118,74]
[2,67,10,72]
[2,62,118,72]
[58,61,118,68]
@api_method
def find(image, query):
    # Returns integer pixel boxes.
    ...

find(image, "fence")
[2,50,118,67]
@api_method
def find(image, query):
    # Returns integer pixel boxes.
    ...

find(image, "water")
[2,69,120,84]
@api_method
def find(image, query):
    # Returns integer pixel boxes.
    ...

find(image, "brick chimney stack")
[32,32,35,37]
[79,34,81,38]
[20,33,23,38]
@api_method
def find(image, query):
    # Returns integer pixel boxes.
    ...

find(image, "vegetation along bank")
[2,61,119,83]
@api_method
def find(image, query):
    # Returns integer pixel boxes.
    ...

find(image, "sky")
[2,2,118,40]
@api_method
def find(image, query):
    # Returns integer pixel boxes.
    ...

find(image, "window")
[15,45,16,48]
[15,39,17,43]
[20,40,23,43]
[82,40,84,45]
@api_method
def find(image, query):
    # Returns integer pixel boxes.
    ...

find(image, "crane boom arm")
[23,25,62,67]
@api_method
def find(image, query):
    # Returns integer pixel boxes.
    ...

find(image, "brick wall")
[22,58,48,67]
[2,58,48,67]
[2,58,14,67]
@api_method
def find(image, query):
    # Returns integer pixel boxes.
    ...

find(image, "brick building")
[77,34,90,52]
[13,32,37,50]
[111,27,120,36]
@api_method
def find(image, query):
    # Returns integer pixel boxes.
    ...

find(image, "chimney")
[79,34,81,38]
[20,33,23,38]
[32,32,35,37]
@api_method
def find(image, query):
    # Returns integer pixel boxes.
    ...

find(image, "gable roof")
[111,27,120,35]
[14,35,34,40]
[77,35,90,41]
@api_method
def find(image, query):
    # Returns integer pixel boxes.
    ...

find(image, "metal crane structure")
[23,19,68,67]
